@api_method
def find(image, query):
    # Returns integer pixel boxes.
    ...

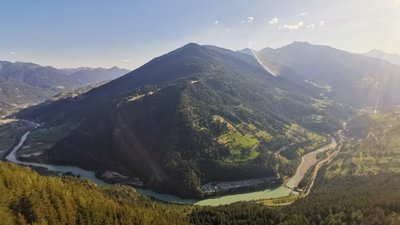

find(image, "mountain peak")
[182,42,201,48]
[157,43,205,60]
[289,41,311,46]
[367,49,385,54]
[237,48,256,55]
[173,43,203,54]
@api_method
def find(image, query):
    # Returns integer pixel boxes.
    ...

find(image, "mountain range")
[15,42,400,198]
[0,61,128,117]
[254,42,400,109]
[364,49,400,66]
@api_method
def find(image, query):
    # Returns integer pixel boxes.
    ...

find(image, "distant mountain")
[17,43,342,198]
[364,49,400,66]
[66,66,130,86]
[256,42,400,109]
[0,61,128,116]
[236,48,256,56]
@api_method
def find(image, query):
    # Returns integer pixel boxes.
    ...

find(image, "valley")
[14,43,344,198]
[2,116,400,225]
[0,61,128,118]
[3,118,338,206]
[2,1,400,224]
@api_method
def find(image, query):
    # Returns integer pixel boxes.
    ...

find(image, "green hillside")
[0,162,190,225]
[326,110,400,177]
[189,111,400,224]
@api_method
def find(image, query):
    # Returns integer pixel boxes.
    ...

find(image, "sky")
[1,0,400,69]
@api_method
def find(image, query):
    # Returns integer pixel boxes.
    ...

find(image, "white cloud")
[319,20,325,26]
[307,23,316,29]
[241,17,254,24]
[279,21,304,30]
[214,20,220,25]
[10,51,16,55]
[122,59,131,62]
[269,17,278,25]
[298,12,309,17]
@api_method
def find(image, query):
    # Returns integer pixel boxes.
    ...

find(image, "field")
[213,115,326,165]
[326,111,400,178]
[19,120,82,156]
[258,193,299,206]
[0,120,32,158]
[213,115,261,163]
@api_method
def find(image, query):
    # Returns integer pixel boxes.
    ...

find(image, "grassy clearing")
[213,116,326,164]
[255,131,272,142]
[311,98,332,109]
[326,111,400,177]
[219,130,260,163]
[21,120,82,154]
[258,193,299,206]
[213,115,263,163]
[285,124,326,155]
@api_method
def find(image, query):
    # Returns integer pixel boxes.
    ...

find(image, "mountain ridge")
[16,42,400,198]
[16,43,338,197]
[0,60,128,117]
[364,49,400,66]
[255,42,400,109]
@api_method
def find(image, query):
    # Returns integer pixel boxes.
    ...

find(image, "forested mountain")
[190,110,400,225]
[0,162,190,225]
[3,42,400,224]
[255,42,400,109]
[0,61,128,117]
[13,42,400,198]
[2,128,400,225]
[16,43,344,197]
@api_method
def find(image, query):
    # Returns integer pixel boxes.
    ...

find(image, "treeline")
[2,162,400,225]
[0,162,190,225]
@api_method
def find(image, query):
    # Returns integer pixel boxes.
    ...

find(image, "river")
[5,121,337,206]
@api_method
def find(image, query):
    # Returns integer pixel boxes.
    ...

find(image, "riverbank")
[4,119,338,206]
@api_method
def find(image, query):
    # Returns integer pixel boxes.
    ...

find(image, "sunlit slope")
[257,42,400,109]
[327,111,400,177]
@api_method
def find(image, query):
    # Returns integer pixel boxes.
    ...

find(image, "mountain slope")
[0,61,128,117]
[0,78,50,116]
[0,162,189,225]
[256,42,400,109]
[17,43,339,197]
[67,66,129,86]
[364,49,400,66]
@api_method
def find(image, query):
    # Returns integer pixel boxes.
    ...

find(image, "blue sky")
[1,0,400,69]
